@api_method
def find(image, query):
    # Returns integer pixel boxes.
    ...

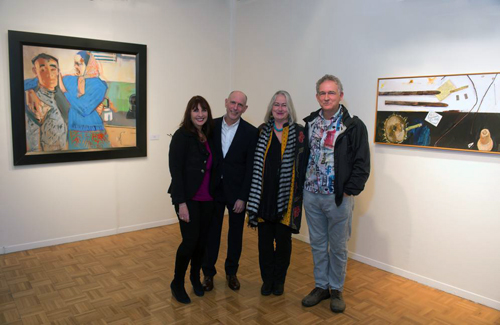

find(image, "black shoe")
[170,280,191,304]
[273,283,284,296]
[301,287,330,307]
[330,289,346,313]
[226,275,240,290]
[202,275,214,291]
[190,276,204,297]
[261,282,273,296]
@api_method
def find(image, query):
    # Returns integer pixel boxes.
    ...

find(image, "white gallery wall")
[232,0,500,309]
[0,0,499,311]
[0,0,232,251]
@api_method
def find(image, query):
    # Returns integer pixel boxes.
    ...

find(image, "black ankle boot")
[170,280,191,304]
[273,283,284,296]
[190,276,204,297]
[261,282,273,296]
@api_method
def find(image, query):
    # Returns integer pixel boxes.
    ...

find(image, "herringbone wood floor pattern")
[1,220,499,324]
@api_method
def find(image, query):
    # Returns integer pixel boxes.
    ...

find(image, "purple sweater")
[192,141,213,201]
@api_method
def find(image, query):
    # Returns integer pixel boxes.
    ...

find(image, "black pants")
[202,200,245,276]
[174,200,214,283]
[258,221,292,285]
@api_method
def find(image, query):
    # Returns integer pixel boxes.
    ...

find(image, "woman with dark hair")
[168,95,215,304]
[247,90,307,296]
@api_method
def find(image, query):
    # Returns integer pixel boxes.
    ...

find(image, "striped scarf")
[247,119,296,227]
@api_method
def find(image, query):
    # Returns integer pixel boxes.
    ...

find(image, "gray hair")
[316,74,343,94]
[264,90,297,124]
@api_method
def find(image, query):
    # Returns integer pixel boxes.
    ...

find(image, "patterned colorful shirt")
[304,108,345,194]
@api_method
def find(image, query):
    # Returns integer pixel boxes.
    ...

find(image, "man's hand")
[233,200,246,214]
[25,89,44,123]
[178,203,190,223]
[58,72,67,93]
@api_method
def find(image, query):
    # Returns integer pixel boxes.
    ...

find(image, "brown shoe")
[202,275,214,291]
[302,287,330,307]
[226,275,240,290]
[330,290,346,313]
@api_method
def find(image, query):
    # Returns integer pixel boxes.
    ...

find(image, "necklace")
[273,122,283,132]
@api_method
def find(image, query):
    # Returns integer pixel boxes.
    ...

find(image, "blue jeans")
[303,190,354,291]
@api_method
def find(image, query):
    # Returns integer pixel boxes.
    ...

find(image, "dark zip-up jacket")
[303,105,370,206]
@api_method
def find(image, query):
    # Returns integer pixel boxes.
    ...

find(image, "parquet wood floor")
[1,220,499,324]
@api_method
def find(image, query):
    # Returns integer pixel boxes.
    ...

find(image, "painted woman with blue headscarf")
[63,50,111,149]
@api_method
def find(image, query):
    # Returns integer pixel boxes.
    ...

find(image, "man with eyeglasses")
[301,74,370,313]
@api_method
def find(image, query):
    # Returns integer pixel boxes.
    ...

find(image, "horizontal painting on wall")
[8,31,147,165]
[374,72,500,154]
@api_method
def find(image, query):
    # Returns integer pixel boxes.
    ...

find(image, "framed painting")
[8,30,147,165]
[374,72,500,154]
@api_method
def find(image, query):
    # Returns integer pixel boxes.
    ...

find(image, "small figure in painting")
[126,94,136,119]
[477,128,494,151]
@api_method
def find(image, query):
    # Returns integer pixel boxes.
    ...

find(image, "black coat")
[211,117,258,204]
[303,106,370,207]
[168,127,213,205]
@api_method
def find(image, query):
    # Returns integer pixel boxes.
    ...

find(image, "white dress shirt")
[221,116,240,158]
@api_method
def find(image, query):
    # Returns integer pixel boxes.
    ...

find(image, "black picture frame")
[8,30,147,165]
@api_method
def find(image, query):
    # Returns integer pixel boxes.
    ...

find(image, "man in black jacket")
[301,75,370,313]
[202,91,257,291]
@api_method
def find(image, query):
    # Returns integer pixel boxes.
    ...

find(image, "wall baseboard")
[292,233,310,243]
[292,236,499,310]
[2,219,178,255]
[348,252,500,311]
[117,219,178,234]
[3,229,118,254]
